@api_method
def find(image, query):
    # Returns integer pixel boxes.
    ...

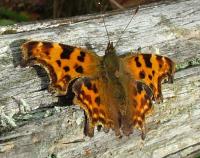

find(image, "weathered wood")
[0,0,200,157]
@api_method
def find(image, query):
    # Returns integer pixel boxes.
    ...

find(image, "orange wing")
[122,53,175,103]
[72,77,122,137]
[72,77,153,138]
[129,81,153,139]
[21,41,101,96]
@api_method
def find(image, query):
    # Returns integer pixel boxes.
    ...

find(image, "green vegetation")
[0,7,29,25]
[0,0,162,26]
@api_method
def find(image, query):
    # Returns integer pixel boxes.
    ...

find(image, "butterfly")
[21,40,175,139]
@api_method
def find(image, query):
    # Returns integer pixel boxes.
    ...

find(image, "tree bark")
[0,0,200,157]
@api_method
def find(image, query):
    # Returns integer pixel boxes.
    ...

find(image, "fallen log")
[0,0,200,157]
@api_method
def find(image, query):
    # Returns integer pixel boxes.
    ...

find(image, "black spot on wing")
[93,84,98,93]
[77,51,86,62]
[148,74,152,80]
[84,78,92,90]
[65,74,71,82]
[139,70,145,79]
[95,96,100,106]
[136,82,143,94]
[43,42,53,49]
[56,60,61,67]
[75,66,83,73]
[152,70,155,76]
[143,54,152,68]
[64,66,70,72]
[60,44,74,59]
[135,56,142,67]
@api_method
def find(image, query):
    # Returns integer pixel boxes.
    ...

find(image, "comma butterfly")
[20,7,175,139]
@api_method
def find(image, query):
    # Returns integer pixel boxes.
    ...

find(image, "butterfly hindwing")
[21,41,101,96]
[122,53,175,103]
[72,77,154,138]
[130,81,153,139]
[72,77,122,137]
[118,64,154,137]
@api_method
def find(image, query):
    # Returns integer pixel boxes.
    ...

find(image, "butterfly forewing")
[21,41,101,96]
[121,53,175,102]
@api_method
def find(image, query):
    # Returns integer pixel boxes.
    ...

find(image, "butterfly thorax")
[101,42,126,107]
[103,42,119,75]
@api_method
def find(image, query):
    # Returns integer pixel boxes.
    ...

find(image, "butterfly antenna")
[114,6,139,48]
[102,14,110,43]
[98,1,110,43]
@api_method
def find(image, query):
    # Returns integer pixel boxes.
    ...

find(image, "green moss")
[195,154,200,158]
[176,57,200,71]
[1,29,17,35]
[0,19,15,26]
[0,7,29,23]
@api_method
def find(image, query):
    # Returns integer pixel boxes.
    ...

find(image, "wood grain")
[0,0,200,157]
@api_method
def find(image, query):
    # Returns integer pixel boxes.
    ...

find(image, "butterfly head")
[103,41,120,74]
[105,41,115,55]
